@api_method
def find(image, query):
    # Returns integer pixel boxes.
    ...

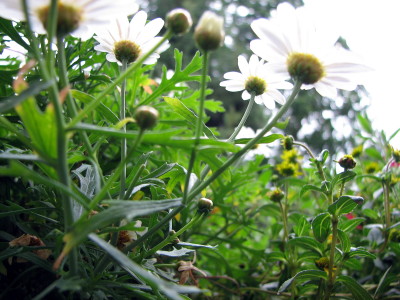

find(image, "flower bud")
[197,197,213,214]
[169,230,181,244]
[315,257,330,271]
[351,145,363,158]
[338,154,356,170]
[281,135,294,151]
[166,8,192,35]
[135,106,159,130]
[194,11,224,51]
[267,188,285,203]
[392,148,400,163]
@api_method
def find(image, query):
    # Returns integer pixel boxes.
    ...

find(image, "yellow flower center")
[37,2,83,37]
[245,76,267,96]
[114,40,142,64]
[286,52,325,84]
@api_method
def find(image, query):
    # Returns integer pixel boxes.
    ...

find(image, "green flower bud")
[267,188,285,203]
[166,8,192,35]
[392,148,400,163]
[135,106,159,130]
[281,135,294,151]
[194,11,224,51]
[338,154,357,170]
[315,257,330,271]
[197,197,213,214]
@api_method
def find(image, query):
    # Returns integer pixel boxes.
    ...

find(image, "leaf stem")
[325,216,338,299]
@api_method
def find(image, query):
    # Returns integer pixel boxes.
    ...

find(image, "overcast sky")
[304,0,400,147]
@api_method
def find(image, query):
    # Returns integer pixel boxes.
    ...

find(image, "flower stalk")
[119,60,128,199]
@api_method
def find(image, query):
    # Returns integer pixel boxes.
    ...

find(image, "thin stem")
[67,31,173,129]
[143,213,203,259]
[123,164,146,200]
[183,51,209,204]
[188,80,302,201]
[119,60,128,199]
[293,141,327,182]
[228,92,256,142]
[325,216,338,300]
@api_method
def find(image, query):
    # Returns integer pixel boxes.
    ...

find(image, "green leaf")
[337,229,351,253]
[278,270,327,294]
[287,237,323,256]
[336,275,373,300]
[357,113,373,134]
[0,19,32,52]
[346,247,376,259]
[266,251,287,263]
[328,195,364,216]
[300,184,323,197]
[0,80,54,113]
[156,247,195,258]
[71,89,119,124]
[362,208,379,220]
[140,50,204,106]
[365,147,383,161]
[64,199,182,252]
[331,171,356,189]
[312,213,331,243]
[374,266,394,298]
[317,149,329,163]
[89,234,201,300]
[339,217,364,232]
[234,134,283,145]
[293,215,311,237]
[164,96,216,139]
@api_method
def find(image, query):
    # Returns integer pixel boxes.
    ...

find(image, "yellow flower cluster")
[276,149,302,177]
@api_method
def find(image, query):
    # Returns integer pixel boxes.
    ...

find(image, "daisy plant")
[94,11,169,198]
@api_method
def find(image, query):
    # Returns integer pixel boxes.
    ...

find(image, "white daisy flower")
[0,0,138,39]
[220,54,293,109]
[94,11,170,65]
[250,2,371,99]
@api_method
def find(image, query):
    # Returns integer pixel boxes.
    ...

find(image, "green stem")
[188,80,302,200]
[293,141,327,182]
[22,0,78,275]
[183,51,209,204]
[66,31,173,129]
[228,92,256,142]
[325,216,338,300]
[124,164,146,200]
[119,60,128,199]
[143,213,203,259]
[98,80,302,272]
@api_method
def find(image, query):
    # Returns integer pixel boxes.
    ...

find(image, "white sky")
[304,0,400,147]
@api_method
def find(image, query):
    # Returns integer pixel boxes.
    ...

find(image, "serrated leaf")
[164,96,216,139]
[337,229,351,253]
[156,247,195,258]
[140,50,204,106]
[0,19,32,52]
[278,270,327,294]
[336,275,373,300]
[89,234,201,300]
[287,237,323,256]
[328,195,364,216]
[312,213,331,243]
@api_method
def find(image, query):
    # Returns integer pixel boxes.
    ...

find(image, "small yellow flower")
[351,145,363,158]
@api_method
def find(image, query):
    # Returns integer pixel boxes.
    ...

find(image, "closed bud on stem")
[194,11,224,51]
[281,135,294,151]
[197,197,213,214]
[338,154,356,170]
[392,148,400,163]
[267,188,285,203]
[166,8,192,35]
[135,106,159,130]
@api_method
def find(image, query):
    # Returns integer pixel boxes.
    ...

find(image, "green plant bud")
[166,8,192,35]
[338,154,357,170]
[315,257,330,271]
[169,230,181,244]
[135,106,159,130]
[351,145,363,158]
[393,148,400,163]
[281,135,294,151]
[197,197,213,214]
[267,188,285,203]
[194,11,225,51]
